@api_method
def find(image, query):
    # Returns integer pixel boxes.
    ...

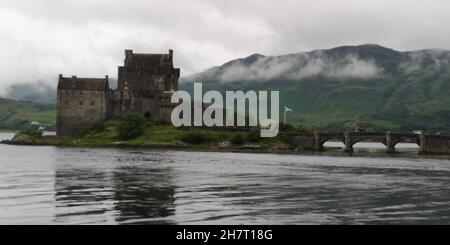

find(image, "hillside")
[0,97,56,130]
[181,44,450,133]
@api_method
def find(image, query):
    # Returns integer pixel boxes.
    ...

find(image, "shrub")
[19,129,43,139]
[246,130,261,142]
[230,133,245,145]
[117,113,147,140]
[90,122,107,133]
[279,123,296,132]
[295,124,311,132]
[180,131,210,144]
[179,125,191,131]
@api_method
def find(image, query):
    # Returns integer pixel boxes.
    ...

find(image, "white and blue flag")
[284,106,293,112]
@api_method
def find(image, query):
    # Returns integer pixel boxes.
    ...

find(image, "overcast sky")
[1,0,450,95]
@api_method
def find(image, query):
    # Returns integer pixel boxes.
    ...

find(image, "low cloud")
[4,81,56,104]
[1,0,450,93]
[219,55,296,82]
[325,56,383,79]
[216,53,383,82]
[400,49,450,73]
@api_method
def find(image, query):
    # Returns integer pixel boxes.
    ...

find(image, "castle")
[57,49,180,136]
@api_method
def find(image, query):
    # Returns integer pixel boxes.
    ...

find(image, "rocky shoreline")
[0,132,297,154]
[1,133,48,146]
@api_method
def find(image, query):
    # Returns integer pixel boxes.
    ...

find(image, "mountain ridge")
[181,44,450,133]
[183,44,450,82]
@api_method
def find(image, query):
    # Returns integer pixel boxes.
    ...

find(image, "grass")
[43,122,288,148]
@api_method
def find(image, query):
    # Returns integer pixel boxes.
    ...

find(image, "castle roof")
[58,75,109,91]
[123,50,173,67]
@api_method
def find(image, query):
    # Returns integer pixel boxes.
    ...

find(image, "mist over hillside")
[184,44,450,82]
[2,78,119,104]
[182,44,450,133]
[3,81,56,104]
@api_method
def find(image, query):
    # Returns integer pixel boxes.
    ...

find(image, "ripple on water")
[2,134,450,224]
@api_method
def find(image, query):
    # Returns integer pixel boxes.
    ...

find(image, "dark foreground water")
[1,133,450,224]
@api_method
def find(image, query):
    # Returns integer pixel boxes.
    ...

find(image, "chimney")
[59,74,63,80]
[105,75,109,80]
[125,49,133,57]
[72,75,77,78]
[169,49,173,57]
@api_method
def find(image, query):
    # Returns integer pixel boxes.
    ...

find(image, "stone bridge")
[284,131,450,154]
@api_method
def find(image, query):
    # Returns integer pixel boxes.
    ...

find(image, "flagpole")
[284,110,286,124]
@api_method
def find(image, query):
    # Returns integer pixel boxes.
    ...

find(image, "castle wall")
[106,90,174,122]
[106,90,135,119]
[118,67,167,91]
[57,89,107,137]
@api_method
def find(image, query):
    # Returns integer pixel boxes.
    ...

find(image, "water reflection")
[53,149,176,224]
[112,166,176,224]
[54,168,114,224]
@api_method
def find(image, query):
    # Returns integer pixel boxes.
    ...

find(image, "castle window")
[165,80,170,91]
[91,101,95,106]
[80,91,83,95]
[65,101,69,105]
[80,100,84,105]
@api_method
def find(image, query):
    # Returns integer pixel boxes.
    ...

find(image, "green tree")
[230,133,245,145]
[117,113,147,140]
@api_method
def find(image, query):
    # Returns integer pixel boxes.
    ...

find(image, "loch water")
[1,133,450,224]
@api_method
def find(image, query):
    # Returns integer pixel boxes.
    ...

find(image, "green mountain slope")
[0,97,56,130]
[181,44,450,133]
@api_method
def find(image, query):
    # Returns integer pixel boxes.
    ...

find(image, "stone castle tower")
[57,49,180,137]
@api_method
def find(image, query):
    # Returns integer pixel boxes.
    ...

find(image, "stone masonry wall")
[57,89,106,136]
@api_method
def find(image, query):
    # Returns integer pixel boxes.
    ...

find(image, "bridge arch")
[320,137,346,145]
[314,133,345,151]
[387,134,421,153]
[351,142,387,152]
[344,132,387,153]
[320,137,346,150]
